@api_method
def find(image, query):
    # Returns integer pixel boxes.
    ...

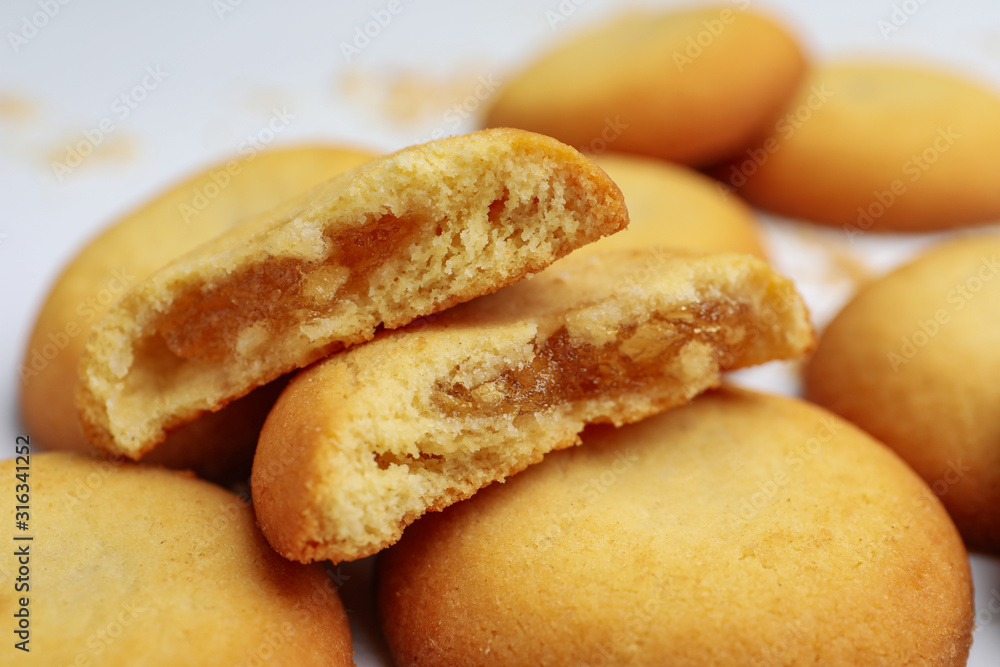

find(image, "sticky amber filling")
[433,301,751,418]
[151,214,421,361]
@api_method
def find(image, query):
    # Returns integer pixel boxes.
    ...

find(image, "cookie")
[805,235,1000,553]
[484,7,806,166]
[252,250,813,563]
[719,62,1000,232]
[20,145,374,480]
[76,128,628,461]
[0,452,353,665]
[569,153,765,260]
[377,388,973,666]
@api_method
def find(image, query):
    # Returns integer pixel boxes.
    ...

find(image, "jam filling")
[153,214,420,361]
[433,301,751,418]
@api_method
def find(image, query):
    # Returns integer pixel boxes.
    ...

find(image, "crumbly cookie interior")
[432,303,750,417]
[260,254,813,563]
[338,305,758,560]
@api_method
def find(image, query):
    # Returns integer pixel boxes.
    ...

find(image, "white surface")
[2,0,999,664]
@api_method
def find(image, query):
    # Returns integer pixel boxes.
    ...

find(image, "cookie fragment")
[252,249,813,563]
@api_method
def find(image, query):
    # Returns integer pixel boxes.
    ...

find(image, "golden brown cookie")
[805,235,1000,553]
[484,7,806,166]
[569,153,766,260]
[377,388,973,666]
[0,452,353,665]
[252,250,813,563]
[719,62,1000,232]
[76,128,628,461]
[19,145,374,480]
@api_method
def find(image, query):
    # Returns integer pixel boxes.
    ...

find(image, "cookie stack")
[12,126,818,664]
[10,3,999,664]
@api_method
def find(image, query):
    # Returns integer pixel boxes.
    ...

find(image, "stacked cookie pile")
[9,4,999,666]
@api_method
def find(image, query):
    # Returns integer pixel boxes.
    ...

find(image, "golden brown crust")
[252,250,813,564]
[377,388,973,666]
[719,62,1000,231]
[805,235,1000,553]
[19,145,374,480]
[485,7,806,166]
[76,128,628,461]
[0,452,353,666]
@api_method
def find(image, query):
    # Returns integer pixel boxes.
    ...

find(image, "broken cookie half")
[252,249,815,563]
[76,128,628,459]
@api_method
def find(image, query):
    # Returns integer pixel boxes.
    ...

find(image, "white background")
[2,0,999,664]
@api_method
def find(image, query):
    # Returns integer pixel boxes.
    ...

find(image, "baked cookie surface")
[377,388,973,667]
[76,128,628,460]
[0,452,353,666]
[252,250,813,563]
[20,145,373,479]
[720,62,1000,231]
[485,7,806,166]
[806,235,1000,553]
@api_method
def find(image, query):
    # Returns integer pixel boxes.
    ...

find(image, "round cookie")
[484,6,806,167]
[377,388,973,666]
[19,145,375,480]
[719,62,1000,232]
[0,452,353,665]
[805,235,1000,553]
[567,153,766,261]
